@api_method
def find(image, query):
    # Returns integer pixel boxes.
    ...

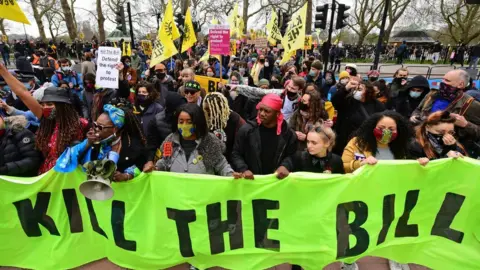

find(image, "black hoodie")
[395,75,430,118]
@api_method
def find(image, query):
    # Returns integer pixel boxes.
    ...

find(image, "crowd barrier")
[0,159,479,269]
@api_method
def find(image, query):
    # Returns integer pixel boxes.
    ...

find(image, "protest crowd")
[1,0,480,268]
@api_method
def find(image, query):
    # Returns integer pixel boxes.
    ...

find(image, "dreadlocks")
[36,103,82,156]
[203,92,230,130]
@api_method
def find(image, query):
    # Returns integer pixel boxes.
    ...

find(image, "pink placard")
[209,25,230,55]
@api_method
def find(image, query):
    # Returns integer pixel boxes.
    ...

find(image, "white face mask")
[410,91,422,98]
[353,90,363,101]
[264,61,269,67]
[340,79,349,85]
[230,91,238,100]
[207,72,215,77]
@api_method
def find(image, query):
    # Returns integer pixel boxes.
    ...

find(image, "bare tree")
[348,0,384,46]
[383,0,413,41]
[60,0,78,40]
[439,0,480,44]
[97,0,106,42]
[25,0,56,41]
[0,19,6,36]
[44,7,67,42]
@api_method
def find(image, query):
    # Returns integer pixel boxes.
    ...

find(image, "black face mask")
[259,59,265,64]
[427,132,444,145]
[394,77,406,84]
[156,72,166,80]
[286,91,298,99]
[299,102,309,111]
[369,77,378,82]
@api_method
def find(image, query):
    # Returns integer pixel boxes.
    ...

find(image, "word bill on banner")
[0,159,480,269]
[95,46,122,89]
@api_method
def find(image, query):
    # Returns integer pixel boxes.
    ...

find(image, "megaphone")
[80,159,117,201]
[79,175,114,201]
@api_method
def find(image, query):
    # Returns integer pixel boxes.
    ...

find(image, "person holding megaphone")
[54,99,147,182]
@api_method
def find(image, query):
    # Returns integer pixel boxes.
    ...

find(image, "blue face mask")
[3,86,10,92]
[24,83,32,90]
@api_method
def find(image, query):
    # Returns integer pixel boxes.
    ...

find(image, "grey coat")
[156,132,233,176]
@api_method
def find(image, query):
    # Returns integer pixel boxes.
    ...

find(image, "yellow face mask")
[178,124,195,138]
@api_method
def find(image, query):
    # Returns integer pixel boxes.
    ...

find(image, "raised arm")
[0,64,43,118]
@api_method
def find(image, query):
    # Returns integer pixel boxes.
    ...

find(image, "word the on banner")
[95,46,121,89]
[196,75,222,93]
[209,25,230,55]
[1,159,480,269]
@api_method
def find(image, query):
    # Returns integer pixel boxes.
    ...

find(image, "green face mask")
[178,124,195,138]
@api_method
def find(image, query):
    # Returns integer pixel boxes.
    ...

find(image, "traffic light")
[175,13,186,35]
[280,12,290,36]
[314,4,329,30]
[336,4,350,30]
[115,6,127,34]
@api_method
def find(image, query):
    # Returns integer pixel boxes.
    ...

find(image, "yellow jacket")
[341,137,373,173]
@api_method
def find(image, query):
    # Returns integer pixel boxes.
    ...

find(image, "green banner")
[1,159,480,270]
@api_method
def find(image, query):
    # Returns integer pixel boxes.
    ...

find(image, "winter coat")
[292,151,344,174]
[231,120,298,174]
[0,116,41,176]
[82,82,130,121]
[135,102,164,135]
[408,140,466,160]
[156,132,233,176]
[212,111,246,164]
[331,86,385,155]
[306,73,326,98]
[395,75,430,119]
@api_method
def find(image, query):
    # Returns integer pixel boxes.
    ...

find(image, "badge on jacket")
[163,142,173,157]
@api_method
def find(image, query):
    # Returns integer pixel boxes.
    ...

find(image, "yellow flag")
[0,0,30,25]
[126,42,132,56]
[238,17,245,35]
[304,35,312,50]
[122,42,127,56]
[228,4,239,37]
[267,9,282,44]
[211,17,219,25]
[281,2,307,53]
[113,42,117,48]
[230,40,237,56]
[280,50,296,65]
[162,0,181,41]
[181,7,197,53]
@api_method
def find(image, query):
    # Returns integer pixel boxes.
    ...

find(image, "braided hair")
[107,97,147,146]
[36,103,82,156]
[203,92,230,130]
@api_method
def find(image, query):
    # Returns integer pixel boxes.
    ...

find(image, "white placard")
[95,46,122,89]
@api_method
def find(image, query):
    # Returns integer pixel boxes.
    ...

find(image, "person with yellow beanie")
[327,71,350,101]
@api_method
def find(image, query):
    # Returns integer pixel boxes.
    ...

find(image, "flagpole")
[22,24,28,40]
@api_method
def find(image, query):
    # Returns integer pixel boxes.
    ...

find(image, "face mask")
[373,128,397,144]
[61,66,71,73]
[43,107,56,119]
[326,79,333,85]
[369,77,378,82]
[156,72,166,80]
[0,129,5,137]
[299,102,309,111]
[239,68,246,75]
[427,132,444,146]
[340,79,349,85]
[394,77,405,84]
[259,59,265,64]
[230,81,239,85]
[137,94,149,105]
[86,83,95,89]
[308,70,317,77]
[252,58,257,62]
[100,133,120,147]
[409,91,422,98]
[178,123,195,138]
[230,91,238,100]
[439,82,459,101]
[207,72,215,77]
[353,91,363,101]
[124,63,130,68]
[264,61,269,67]
[286,91,298,99]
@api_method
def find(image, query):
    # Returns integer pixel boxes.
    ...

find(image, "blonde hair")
[203,92,230,130]
[308,125,336,151]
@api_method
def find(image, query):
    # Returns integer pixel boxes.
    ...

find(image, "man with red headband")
[232,93,297,180]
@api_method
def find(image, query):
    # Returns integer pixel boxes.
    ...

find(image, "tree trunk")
[0,19,6,36]
[306,0,312,34]
[70,0,77,31]
[384,25,394,45]
[242,0,248,34]
[30,0,48,41]
[60,0,77,40]
[356,29,368,46]
[96,0,106,42]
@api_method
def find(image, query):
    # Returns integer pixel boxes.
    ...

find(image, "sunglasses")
[184,90,198,95]
[308,126,330,139]
[94,122,115,131]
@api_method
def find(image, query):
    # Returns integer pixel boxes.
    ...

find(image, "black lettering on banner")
[431,192,465,243]
[336,201,369,259]
[206,201,244,255]
[1,0,15,6]
[167,208,197,257]
[252,199,280,251]
[395,190,419,238]
[377,194,395,245]
[13,192,60,237]
[62,189,83,233]
[85,198,108,238]
[111,200,137,251]
[208,80,216,92]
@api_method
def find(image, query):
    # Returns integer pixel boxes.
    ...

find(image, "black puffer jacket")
[231,120,297,174]
[395,75,430,119]
[0,117,41,176]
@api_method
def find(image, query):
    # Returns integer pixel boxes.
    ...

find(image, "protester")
[281,76,305,122]
[395,75,430,119]
[183,80,203,106]
[409,111,466,165]
[322,70,336,99]
[251,54,266,85]
[367,70,380,82]
[55,103,147,182]
[178,68,196,95]
[0,114,41,176]
[120,56,137,87]
[202,92,245,163]
[134,81,164,134]
[81,52,96,76]
[389,68,409,99]
[332,80,386,155]
[305,60,325,97]
[232,94,297,179]
[257,78,270,89]
[345,63,358,78]
[289,89,329,151]
[328,70,350,100]
[51,58,83,97]
[151,63,175,105]
[155,103,234,175]
[291,125,344,174]
[373,80,391,107]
